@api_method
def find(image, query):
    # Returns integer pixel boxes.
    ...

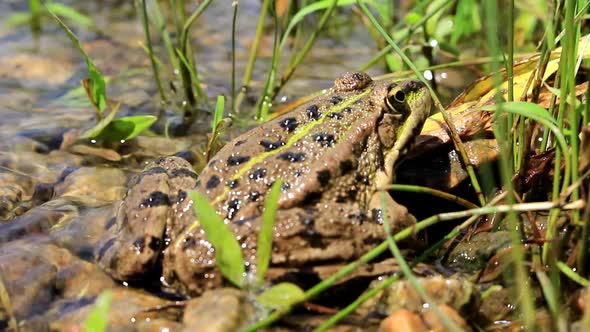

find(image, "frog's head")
[377,79,432,174]
[386,79,431,152]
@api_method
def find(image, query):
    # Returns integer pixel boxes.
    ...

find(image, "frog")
[95,72,432,296]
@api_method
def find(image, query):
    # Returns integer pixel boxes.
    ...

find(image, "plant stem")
[234,0,272,113]
[139,0,168,109]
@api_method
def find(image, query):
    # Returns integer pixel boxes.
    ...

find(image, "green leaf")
[189,191,245,287]
[256,282,305,310]
[4,12,32,27]
[45,3,93,27]
[212,95,225,134]
[97,115,158,142]
[46,7,106,113]
[83,291,112,332]
[405,12,422,25]
[79,103,121,139]
[256,179,282,284]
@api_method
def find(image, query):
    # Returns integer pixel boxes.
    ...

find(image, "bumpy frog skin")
[96,72,432,296]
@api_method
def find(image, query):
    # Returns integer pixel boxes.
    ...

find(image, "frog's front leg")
[368,191,416,234]
[95,160,173,281]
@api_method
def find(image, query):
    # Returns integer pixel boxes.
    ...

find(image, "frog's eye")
[386,88,407,113]
[394,91,405,103]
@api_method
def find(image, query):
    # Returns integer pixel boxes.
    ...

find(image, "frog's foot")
[161,230,225,296]
[368,191,416,234]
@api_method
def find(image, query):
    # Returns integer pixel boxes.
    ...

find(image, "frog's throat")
[186,88,372,233]
[381,90,430,184]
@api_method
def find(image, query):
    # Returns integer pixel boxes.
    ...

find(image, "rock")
[182,288,259,332]
[379,309,427,332]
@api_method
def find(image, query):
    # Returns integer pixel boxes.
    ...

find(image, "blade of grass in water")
[189,192,245,287]
[211,96,225,134]
[84,291,112,332]
[256,179,282,283]
[177,0,212,114]
[231,0,239,113]
[29,0,41,31]
[45,3,93,28]
[234,0,272,112]
[47,7,106,117]
[138,0,168,109]
[150,0,179,71]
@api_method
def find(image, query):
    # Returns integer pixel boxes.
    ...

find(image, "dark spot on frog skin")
[249,168,267,181]
[260,139,286,151]
[177,190,188,202]
[343,107,352,113]
[140,191,170,207]
[133,237,146,253]
[306,105,321,120]
[133,236,161,254]
[348,211,368,221]
[281,182,291,193]
[312,133,336,147]
[235,139,247,146]
[170,168,198,179]
[363,236,382,245]
[174,150,196,164]
[105,217,116,230]
[327,112,344,120]
[347,189,358,199]
[97,237,116,261]
[302,191,323,205]
[227,198,241,220]
[208,159,217,167]
[227,155,251,166]
[339,160,354,174]
[181,236,197,251]
[247,191,260,202]
[330,96,343,105]
[130,166,167,187]
[293,170,303,177]
[227,180,239,189]
[317,170,331,186]
[356,174,369,185]
[278,152,306,162]
[279,117,299,132]
[206,175,220,189]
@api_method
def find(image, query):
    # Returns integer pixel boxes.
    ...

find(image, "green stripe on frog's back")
[209,88,372,207]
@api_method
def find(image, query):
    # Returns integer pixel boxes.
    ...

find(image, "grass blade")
[46,6,106,116]
[189,191,245,287]
[83,291,112,332]
[45,3,93,28]
[256,179,282,284]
